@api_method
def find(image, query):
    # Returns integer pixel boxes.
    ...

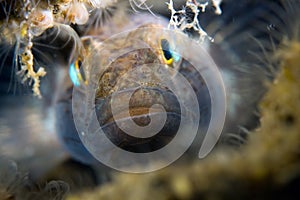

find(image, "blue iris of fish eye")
[172,51,181,63]
[70,59,88,86]
[69,62,80,87]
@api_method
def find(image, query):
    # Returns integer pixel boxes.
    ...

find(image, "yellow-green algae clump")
[67,41,300,200]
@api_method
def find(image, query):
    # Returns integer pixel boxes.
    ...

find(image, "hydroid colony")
[0,0,111,97]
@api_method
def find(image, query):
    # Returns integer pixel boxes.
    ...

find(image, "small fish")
[53,1,288,164]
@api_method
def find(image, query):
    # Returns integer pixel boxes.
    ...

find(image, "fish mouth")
[95,87,181,153]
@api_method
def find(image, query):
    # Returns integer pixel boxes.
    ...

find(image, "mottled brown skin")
[54,14,198,163]
[88,23,187,152]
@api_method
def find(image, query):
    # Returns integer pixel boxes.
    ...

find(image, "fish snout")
[95,86,182,153]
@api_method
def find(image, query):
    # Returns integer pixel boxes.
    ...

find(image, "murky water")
[0,95,67,179]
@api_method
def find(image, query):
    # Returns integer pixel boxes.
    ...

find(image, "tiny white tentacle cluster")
[167,0,223,42]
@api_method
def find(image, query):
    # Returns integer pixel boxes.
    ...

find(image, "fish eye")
[160,38,173,65]
[160,38,181,66]
[69,58,87,87]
